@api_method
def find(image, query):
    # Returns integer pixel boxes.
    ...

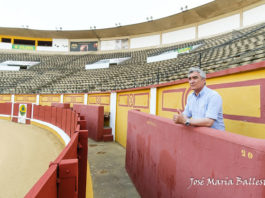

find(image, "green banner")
[12,44,35,51]
[177,46,192,54]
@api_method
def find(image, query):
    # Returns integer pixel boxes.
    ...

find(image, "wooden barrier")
[19,104,89,198]
[56,107,63,129]
[126,110,265,198]
[73,104,112,141]
[51,103,70,109]
[33,105,39,119]
[0,102,12,115]
[73,104,104,141]
[24,165,58,198]
[51,107,57,125]
[44,106,52,123]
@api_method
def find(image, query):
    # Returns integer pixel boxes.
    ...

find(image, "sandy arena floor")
[0,119,64,198]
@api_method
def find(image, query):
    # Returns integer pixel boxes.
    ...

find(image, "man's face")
[188,72,205,92]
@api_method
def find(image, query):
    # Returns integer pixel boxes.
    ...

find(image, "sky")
[0,0,214,30]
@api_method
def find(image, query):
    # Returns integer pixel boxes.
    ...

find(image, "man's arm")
[173,109,214,127]
[187,118,214,127]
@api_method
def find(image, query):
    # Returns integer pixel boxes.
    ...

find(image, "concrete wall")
[126,110,265,198]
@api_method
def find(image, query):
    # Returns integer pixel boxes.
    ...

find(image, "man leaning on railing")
[173,67,225,131]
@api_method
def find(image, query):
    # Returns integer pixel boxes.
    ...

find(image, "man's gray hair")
[188,67,206,79]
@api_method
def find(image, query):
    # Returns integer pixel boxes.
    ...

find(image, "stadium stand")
[1,1,265,197]
[0,22,265,94]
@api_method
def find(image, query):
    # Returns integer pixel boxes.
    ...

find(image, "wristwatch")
[185,119,190,126]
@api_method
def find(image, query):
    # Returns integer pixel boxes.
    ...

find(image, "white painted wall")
[36,95,40,105]
[37,46,56,51]
[101,40,116,51]
[162,27,196,44]
[150,87,157,115]
[84,94,88,104]
[110,92,117,140]
[198,14,240,38]
[130,34,160,49]
[243,4,265,27]
[101,39,129,51]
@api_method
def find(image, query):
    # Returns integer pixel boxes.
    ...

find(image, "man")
[173,67,225,130]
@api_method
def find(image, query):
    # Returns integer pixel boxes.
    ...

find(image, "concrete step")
[103,134,113,142]
[103,127,112,135]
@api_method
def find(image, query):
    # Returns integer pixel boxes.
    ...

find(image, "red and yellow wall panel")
[157,65,265,139]
[116,89,150,147]
[87,93,110,113]
[157,83,190,119]
[0,95,12,103]
[15,95,36,103]
[63,94,84,107]
[39,95,61,106]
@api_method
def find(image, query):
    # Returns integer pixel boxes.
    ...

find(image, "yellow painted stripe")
[0,35,52,41]
[31,121,66,146]
[86,161,94,198]
[0,116,11,120]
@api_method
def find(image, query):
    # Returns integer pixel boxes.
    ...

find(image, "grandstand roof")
[0,0,260,39]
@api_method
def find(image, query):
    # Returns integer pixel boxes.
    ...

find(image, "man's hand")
[173,109,186,124]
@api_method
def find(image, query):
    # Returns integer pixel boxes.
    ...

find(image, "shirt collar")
[192,86,207,97]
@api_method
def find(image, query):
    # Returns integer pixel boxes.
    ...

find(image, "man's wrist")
[185,118,191,126]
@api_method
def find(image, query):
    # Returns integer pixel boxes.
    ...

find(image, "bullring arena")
[0,119,64,197]
[1,0,265,197]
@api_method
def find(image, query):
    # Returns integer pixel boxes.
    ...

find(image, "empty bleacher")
[0,22,265,94]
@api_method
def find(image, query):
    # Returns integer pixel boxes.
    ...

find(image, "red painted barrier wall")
[24,104,88,198]
[0,102,12,115]
[66,109,72,137]
[77,129,89,198]
[61,108,67,133]
[126,110,265,198]
[25,165,58,198]
[52,103,70,109]
[39,106,45,121]
[73,104,104,141]
[26,103,32,120]
[54,133,78,163]
[33,105,39,119]
[0,103,88,197]
[51,107,57,125]
[56,107,63,129]
[71,111,76,136]
[44,106,52,123]
[13,103,19,116]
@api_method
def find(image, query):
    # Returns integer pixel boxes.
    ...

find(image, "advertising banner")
[116,39,129,49]
[52,39,68,52]
[101,39,129,51]
[70,41,98,51]
[18,104,27,124]
[12,44,35,51]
